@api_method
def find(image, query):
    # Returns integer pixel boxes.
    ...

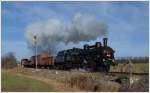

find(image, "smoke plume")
[25,13,108,55]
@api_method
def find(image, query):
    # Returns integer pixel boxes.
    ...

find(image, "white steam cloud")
[25,13,108,54]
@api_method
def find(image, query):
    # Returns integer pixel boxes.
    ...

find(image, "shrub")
[66,74,121,91]
[2,52,17,69]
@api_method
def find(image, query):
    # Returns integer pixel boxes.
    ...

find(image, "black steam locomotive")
[55,38,116,72]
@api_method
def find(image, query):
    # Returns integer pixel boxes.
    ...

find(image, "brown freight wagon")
[21,59,31,67]
[30,53,54,68]
[30,55,40,67]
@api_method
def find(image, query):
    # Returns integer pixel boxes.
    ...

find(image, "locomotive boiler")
[55,48,83,70]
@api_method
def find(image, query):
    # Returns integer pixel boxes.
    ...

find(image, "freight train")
[21,38,116,72]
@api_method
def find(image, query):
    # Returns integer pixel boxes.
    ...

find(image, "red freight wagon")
[39,53,54,65]
[39,57,54,66]
[29,52,54,68]
[30,55,40,66]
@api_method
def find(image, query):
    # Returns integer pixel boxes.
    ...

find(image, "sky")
[1,1,149,60]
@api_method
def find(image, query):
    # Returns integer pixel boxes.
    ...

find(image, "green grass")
[1,71,56,92]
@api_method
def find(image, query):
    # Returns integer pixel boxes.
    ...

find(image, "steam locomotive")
[21,38,116,72]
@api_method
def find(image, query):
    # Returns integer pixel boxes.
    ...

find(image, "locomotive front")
[102,38,116,66]
[82,38,116,72]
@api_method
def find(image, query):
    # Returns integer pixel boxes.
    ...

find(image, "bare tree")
[2,52,17,69]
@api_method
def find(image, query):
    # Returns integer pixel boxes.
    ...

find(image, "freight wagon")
[21,53,54,68]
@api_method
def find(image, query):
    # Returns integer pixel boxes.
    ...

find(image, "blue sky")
[1,1,149,60]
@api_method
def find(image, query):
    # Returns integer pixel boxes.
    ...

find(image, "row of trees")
[2,52,17,69]
[115,57,149,63]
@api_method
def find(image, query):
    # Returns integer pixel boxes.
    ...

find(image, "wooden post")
[128,59,133,89]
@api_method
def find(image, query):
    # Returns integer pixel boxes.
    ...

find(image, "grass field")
[110,58,149,73]
[1,70,56,92]
[2,67,121,92]
[1,66,148,92]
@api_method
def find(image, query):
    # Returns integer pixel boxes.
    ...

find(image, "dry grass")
[65,73,121,91]
[119,76,149,92]
[110,62,149,73]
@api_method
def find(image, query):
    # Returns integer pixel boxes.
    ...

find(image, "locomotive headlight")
[106,54,111,57]
[103,59,106,62]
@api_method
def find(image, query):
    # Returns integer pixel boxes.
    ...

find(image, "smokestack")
[103,38,108,47]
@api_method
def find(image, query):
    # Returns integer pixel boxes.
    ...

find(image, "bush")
[2,52,17,69]
[66,74,121,91]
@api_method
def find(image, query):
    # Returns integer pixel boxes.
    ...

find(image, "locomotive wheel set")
[21,38,117,72]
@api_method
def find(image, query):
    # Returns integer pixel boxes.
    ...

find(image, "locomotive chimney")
[103,38,108,47]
